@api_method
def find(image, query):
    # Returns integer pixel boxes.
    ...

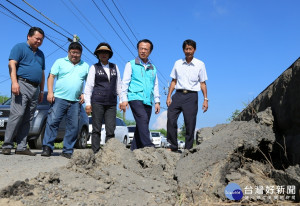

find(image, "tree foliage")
[178,123,186,139]
[0,95,9,104]
[151,128,167,136]
[117,110,136,126]
[227,101,250,122]
[227,109,241,122]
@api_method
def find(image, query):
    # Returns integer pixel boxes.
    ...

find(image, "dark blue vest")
[91,63,117,105]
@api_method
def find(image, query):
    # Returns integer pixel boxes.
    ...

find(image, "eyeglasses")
[69,51,81,56]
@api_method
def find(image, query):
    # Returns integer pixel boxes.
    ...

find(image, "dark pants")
[129,100,154,150]
[91,103,116,153]
[167,91,198,150]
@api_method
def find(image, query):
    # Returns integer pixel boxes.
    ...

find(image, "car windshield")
[3,93,50,106]
[151,133,160,137]
[128,127,136,132]
[2,98,11,105]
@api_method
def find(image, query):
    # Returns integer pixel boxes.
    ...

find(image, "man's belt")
[18,77,39,87]
[176,89,197,94]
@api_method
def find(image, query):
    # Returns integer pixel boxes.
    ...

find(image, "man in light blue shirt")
[166,39,208,152]
[121,39,160,150]
[41,42,89,158]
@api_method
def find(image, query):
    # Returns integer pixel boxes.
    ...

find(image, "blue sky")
[0,0,299,131]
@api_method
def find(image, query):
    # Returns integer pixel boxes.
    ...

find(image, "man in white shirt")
[166,39,208,152]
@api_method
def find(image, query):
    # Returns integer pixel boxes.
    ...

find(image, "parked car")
[87,117,129,146]
[151,132,162,147]
[161,135,170,148]
[127,125,136,147]
[178,140,185,149]
[0,92,89,149]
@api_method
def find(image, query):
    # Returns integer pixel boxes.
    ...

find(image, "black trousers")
[129,100,154,150]
[91,103,116,153]
[167,91,198,150]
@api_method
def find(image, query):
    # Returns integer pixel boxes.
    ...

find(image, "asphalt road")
[0,148,69,189]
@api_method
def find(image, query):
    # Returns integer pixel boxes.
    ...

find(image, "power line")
[109,0,170,89]
[149,58,170,89]
[101,0,136,50]
[0,2,68,53]
[111,0,139,42]
[45,41,69,58]
[6,0,72,41]
[0,78,11,84]
[21,0,96,61]
[21,0,73,37]
[91,0,136,57]
[45,34,66,42]
[66,0,107,42]
[61,0,126,65]
[0,8,27,26]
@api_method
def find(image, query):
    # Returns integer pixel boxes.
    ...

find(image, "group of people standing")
[1,27,208,158]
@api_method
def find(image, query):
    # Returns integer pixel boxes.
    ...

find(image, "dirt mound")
[0,139,182,205]
[2,56,300,206]
[2,118,300,205]
[236,57,300,165]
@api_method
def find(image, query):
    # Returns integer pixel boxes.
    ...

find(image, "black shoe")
[2,148,11,155]
[60,153,72,159]
[167,148,182,154]
[41,146,52,157]
[15,148,36,156]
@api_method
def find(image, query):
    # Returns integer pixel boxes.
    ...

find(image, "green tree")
[151,128,167,136]
[227,100,251,122]
[117,110,136,126]
[178,123,186,140]
[227,109,241,122]
[0,95,9,104]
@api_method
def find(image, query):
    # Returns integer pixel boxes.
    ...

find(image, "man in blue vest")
[121,39,160,150]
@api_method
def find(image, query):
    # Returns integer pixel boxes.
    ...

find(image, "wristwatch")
[204,97,209,101]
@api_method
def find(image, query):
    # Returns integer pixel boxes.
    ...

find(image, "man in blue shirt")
[41,42,89,158]
[2,27,45,156]
[166,39,208,152]
[121,39,160,150]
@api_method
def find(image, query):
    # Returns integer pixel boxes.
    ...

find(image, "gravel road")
[0,148,69,189]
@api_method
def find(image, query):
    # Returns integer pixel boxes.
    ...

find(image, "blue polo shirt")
[50,57,89,101]
[9,42,45,84]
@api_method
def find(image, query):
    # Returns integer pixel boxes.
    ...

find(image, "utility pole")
[73,34,80,42]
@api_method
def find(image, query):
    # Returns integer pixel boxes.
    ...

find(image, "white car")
[87,117,129,146]
[178,140,185,149]
[161,136,170,148]
[151,132,162,148]
[127,125,136,147]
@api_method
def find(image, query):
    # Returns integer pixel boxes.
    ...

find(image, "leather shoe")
[167,148,182,154]
[41,146,52,157]
[2,148,11,155]
[60,152,72,159]
[15,148,36,156]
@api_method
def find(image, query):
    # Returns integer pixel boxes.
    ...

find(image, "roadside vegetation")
[0,95,9,104]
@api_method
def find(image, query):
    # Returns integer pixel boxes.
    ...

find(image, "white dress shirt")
[170,57,208,91]
[84,62,122,106]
